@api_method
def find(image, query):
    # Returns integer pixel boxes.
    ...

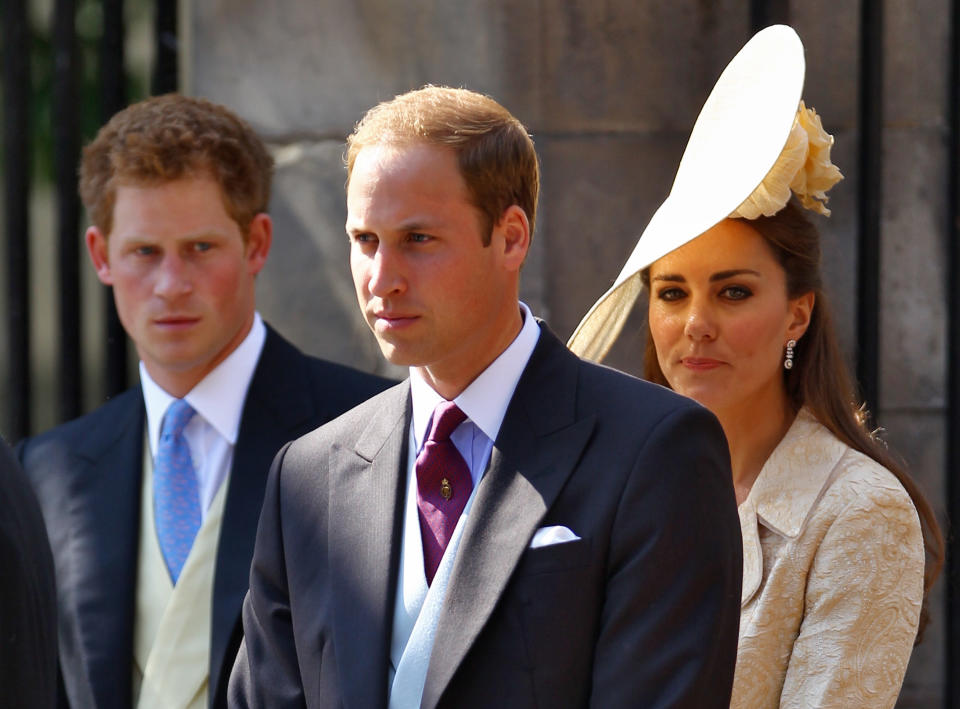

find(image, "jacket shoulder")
[18,387,142,468]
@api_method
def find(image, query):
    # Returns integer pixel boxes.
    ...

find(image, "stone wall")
[187,1,950,704]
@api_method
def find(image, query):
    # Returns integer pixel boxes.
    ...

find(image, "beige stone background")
[181,1,950,705]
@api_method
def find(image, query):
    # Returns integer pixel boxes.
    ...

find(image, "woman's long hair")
[640,200,944,641]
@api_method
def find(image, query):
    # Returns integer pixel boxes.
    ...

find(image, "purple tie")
[154,399,201,583]
[416,401,473,584]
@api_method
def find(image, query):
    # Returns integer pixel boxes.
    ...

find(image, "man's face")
[347,142,526,394]
[86,174,270,395]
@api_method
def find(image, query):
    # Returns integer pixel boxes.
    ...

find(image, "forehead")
[110,175,239,238]
[346,143,473,226]
[651,219,780,275]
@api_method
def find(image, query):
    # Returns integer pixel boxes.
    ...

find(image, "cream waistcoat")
[133,437,228,709]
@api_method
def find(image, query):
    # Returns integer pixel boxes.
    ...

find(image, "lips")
[681,356,724,370]
[371,310,419,330]
[152,315,200,329]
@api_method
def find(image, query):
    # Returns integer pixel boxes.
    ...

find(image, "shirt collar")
[141,312,267,455]
[409,302,541,450]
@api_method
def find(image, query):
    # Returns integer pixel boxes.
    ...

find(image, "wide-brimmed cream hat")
[567,25,817,362]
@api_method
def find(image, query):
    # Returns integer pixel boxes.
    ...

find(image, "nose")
[153,254,192,299]
[683,298,717,341]
[364,245,406,298]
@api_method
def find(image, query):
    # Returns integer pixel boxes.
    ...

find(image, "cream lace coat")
[731,409,924,709]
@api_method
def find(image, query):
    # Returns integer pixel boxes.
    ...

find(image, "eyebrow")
[345,219,437,235]
[651,268,762,283]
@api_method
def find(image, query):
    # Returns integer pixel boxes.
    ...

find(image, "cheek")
[647,306,683,352]
[727,308,789,363]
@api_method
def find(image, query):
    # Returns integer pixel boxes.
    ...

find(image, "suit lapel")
[66,390,144,709]
[330,383,410,709]
[208,328,321,705]
[421,329,595,709]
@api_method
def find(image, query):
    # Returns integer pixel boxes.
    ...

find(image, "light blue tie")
[154,399,201,583]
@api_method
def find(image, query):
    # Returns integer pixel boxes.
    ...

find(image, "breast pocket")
[516,536,592,577]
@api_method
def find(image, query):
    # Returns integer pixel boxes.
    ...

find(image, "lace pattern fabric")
[732,410,924,709]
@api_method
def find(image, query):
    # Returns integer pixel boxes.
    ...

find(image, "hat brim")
[568,24,805,361]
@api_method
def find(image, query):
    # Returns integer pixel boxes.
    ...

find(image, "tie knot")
[427,401,467,443]
[162,399,196,439]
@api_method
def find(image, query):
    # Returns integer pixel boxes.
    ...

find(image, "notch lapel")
[208,329,323,705]
[329,383,410,709]
[421,330,595,709]
[64,391,144,709]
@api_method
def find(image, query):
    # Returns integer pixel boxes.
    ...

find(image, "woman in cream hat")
[569,25,943,708]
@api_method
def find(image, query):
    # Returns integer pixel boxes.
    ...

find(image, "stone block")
[879,129,948,410]
[536,0,749,133]
[791,0,860,131]
[257,140,405,379]
[884,0,950,128]
[189,0,542,140]
[878,410,946,709]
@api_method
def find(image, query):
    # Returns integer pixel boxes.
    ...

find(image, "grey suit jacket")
[230,325,742,708]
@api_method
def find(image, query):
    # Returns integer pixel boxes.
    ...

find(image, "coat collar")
[331,381,411,709]
[208,326,324,707]
[739,408,847,605]
[421,326,595,709]
[63,389,145,709]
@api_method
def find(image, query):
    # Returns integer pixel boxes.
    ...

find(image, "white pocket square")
[529,525,581,548]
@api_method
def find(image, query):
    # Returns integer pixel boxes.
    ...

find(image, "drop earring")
[784,339,796,370]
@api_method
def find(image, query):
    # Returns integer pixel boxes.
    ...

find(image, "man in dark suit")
[18,95,391,709]
[0,437,57,709]
[230,86,742,708]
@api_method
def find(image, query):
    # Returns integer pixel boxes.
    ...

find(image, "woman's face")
[647,218,812,419]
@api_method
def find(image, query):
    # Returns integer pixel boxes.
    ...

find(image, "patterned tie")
[154,399,201,583]
[416,401,473,584]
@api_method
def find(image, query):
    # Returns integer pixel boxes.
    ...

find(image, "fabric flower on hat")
[732,101,843,219]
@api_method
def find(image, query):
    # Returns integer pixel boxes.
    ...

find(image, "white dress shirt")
[408,301,541,483]
[140,312,267,520]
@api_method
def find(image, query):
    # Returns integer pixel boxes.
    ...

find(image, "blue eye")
[409,233,431,243]
[721,285,752,300]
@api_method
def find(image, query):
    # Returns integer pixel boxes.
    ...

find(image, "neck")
[416,304,523,400]
[715,386,796,506]
[141,313,255,398]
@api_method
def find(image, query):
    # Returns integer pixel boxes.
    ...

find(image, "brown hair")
[641,201,944,641]
[345,85,539,244]
[79,93,274,237]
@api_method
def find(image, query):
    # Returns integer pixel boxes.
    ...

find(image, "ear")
[85,226,113,285]
[786,291,815,341]
[245,213,273,275]
[494,205,530,271]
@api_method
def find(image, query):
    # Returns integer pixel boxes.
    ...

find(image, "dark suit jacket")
[230,326,743,708]
[0,437,58,709]
[18,327,392,709]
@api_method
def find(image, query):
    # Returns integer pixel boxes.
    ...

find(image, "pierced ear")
[245,213,273,275]
[495,205,530,270]
[85,226,113,285]
[787,291,815,341]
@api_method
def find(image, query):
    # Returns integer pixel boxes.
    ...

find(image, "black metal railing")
[856,0,883,423]
[1,0,178,439]
[2,0,33,442]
